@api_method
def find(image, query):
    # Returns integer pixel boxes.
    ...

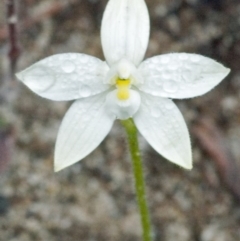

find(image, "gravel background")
[0,0,240,240]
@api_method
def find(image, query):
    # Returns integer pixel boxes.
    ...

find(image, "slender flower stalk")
[122,119,152,241]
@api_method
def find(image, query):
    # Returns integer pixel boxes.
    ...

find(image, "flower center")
[116,78,131,100]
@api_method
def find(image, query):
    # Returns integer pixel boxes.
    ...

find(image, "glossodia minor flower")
[16,0,230,172]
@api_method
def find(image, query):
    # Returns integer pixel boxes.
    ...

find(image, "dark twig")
[6,0,20,79]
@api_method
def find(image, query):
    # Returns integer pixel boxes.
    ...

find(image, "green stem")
[121,119,152,241]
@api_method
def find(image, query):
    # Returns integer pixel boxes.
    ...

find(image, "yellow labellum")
[116,79,131,100]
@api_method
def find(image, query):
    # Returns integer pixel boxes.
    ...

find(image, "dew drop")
[190,55,201,63]
[154,78,162,86]
[141,125,148,132]
[151,57,159,64]
[183,74,192,83]
[157,65,164,71]
[178,54,188,60]
[168,62,179,70]
[141,105,148,112]
[80,85,91,97]
[59,55,65,60]
[180,84,186,90]
[81,115,89,123]
[152,90,159,96]
[165,101,175,110]
[74,93,79,99]
[151,107,161,118]
[69,73,78,81]
[162,72,171,80]
[80,55,88,63]
[23,66,55,92]
[160,56,170,64]
[183,64,192,70]
[163,81,178,93]
[145,99,151,106]
[159,92,168,98]
[150,69,160,77]
[62,61,76,73]
[70,54,77,60]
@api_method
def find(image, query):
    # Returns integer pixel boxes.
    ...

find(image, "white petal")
[105,89,141,120]
[138,53,230,99]
[134,93,192,169]
[101,0,150,66]
[54,92,115,171]
[16,53,110,101]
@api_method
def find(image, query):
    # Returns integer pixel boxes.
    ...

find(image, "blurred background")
[0,0,240,240]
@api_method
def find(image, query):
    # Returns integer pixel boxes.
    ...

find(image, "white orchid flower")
[16,0,230,172]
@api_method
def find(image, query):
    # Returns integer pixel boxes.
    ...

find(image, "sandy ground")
[0,0,240,240]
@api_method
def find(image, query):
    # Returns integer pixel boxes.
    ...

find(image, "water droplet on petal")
[151,106,161,118]
[62,61,75,73]
[80,85,91,97]
[145,99,151,106]
[80,55,88,63]
[168,62,179,70]
[74,93,79,99]
[81,115,90,123]
[190,55,201,63]
[165,102,175,110]
[183,64,192,71]
[154,79,162,86]
[70,54,77,60]
[69,73,78,81]
[24,66,55,92]
[59,55,65,60]
[160,56,170,64]
[163,81,178,93]
[178,54,188,60]
[151,57,159,64]
[152,90,159,96]
[180,84,186,90]
[162,72,171,80]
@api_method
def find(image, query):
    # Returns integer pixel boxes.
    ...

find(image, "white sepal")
[54,92,115,171]
[106,89,141,120]
[16,53,109,101]
[134,93,192,169]
[138,53,230,99]
[101,0,150,66]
